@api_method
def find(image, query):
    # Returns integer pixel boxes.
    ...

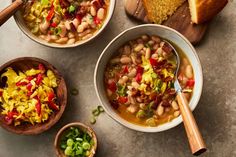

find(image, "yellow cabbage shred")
[0,67,58,126]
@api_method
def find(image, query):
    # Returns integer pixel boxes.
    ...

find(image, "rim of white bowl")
[94,24,203,133]
[13,0,116,48]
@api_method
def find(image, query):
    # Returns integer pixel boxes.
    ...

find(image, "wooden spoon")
[0,0,25,26]
[164,40,207,155]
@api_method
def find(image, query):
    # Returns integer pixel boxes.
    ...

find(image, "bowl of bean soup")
[94,24,203,132]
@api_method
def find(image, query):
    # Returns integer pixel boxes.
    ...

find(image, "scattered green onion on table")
[59,127,94,157]
[90,106,104,124]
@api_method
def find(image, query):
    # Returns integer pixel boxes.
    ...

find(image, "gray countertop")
[0,1,236,157]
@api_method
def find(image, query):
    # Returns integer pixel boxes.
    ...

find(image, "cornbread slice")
[142,0,185,24]
[188,0,228,24]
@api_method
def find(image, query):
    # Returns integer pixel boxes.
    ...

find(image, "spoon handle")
[0,0,24,26]
[176,92,207,155]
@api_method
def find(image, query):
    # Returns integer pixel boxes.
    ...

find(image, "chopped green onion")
[82,142,91,150]
[76,146,83,155]
[92,109,100,116]
[67,139,74,146]
[98,106,104,112]
[76,137,83,141]
[64,146,73,156]
[90,116,96,124]
[69,5,76,13]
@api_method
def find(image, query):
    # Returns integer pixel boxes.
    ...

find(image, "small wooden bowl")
[54,122,97,157]
[0,57,67,135]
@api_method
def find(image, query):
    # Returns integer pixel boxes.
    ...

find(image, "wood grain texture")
[0,57,67,135]
[0,0,23,26]
[124,0,208,45]
[176,92,207,155]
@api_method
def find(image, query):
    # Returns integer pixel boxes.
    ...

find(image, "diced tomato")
[48,92,55,102]
[118,96,128,104]
[35,74,43,85]
[48,101,59,111]
[135,73,142,83]
[186,79,195,87]
[38,64,45,73]
[16,81,28,86]
[26,82,33,91]
[149,58,158,67]
[108,81,117,93]
[46,4,55,21]
[122,66,129,74]
[50,22,57,28]
[94,16,101,25]
[136,66,144,74]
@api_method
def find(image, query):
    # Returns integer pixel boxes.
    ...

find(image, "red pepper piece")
[135,73,142,83]
[38,63,45,73]
[26,76,34,81]
[36,74,43,85]
[27,91,33,97]
[48,92,55,102]
[117,96,128,104]
[48,101,59,111]
[50,22,57,28]
[94,16,101,25]
[108,81,117,93]
[0,91,2,97]
[16,81,28,86]
[26,82,33,91]
[149,58,158,67]
[122,66,129,74]
[76,14,82,23]
[186,79,195,87]
[5,110,18,124]
[36,100,41,116]
[46,4,55,21]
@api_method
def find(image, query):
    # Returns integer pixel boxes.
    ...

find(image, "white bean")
[65,21,71,30]
[77,24,85,33]
[90,6,97,16]
[72,18,80,29]
[55,37,68,44]
[157,105,164,116]
[120,56,132,64]
[151,53,158,59]
[50,35,59,41]
[118,76,128,85]
[171,100,179,110]
[145,48,151,59]
[185,65,193,79]
[79,29,92,37]
[127,104,138,114]
[107,89,113,97]
[148,40,155,46]
[39,20,50,34]
[68,32,75,38]
[128,68,137,78]
[82,33,93,40]
[141,35,149,41]
[134,44,144,52]
[97,8,105,20]
[131,82,139,89]
[67,38,75,45]
[174,111,180,117]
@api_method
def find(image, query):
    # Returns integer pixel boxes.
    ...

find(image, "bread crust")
[191,0,228,24]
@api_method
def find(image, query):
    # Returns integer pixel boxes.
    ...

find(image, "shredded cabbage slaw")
[0,64,59,126]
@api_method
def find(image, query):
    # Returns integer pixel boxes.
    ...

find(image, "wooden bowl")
[0,57,67,135]
[54,122,97,157]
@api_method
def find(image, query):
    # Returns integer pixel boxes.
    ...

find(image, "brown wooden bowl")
[0,57,67,135]
[54,122,97,157]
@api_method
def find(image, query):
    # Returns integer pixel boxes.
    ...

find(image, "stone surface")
[0,1,236,157]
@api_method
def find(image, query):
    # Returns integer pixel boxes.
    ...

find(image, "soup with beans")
[21,0,109,45]
[104,35,195,127]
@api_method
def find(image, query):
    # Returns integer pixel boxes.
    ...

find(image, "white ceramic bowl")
[94,24,203,132]
[13,0,116,48]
